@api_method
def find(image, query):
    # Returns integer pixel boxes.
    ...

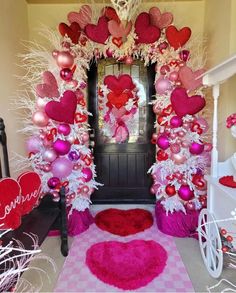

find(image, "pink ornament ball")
[53,139,71,155]
[82,167,93,182]
[43,149,57,162]
[82,133,89,143]
[189,142,204,155]
[125,56,133,65]
[32,111,49,127]
[155,78,172,95]
[169,71,179,81]
[26,136,42,153]
[170,116,183,128]
[36,98,48,110]
[170,143,181,154]
[170,153,187,165]
[56,51,74,68]
[58,123,71,136]
[106,48,113,58]
[60,68,73,81]
[80,185,90,196]
[157,135,170,150]
[51,157,73,179]
[178,185,194,201]
[47,177,60,189]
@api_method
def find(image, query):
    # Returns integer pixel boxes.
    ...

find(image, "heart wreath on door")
[98,74,139,143]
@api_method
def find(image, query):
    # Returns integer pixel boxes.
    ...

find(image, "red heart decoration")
[108,20,132,38]
[45,90,77,124]
[179,66,205,91]
[67,5,92,29]
[162,105,173,116]
[170,87,206,117]
[85,16,110,44]
[59,22,81,44]
[134,12,161,44]
[166,25,191,50]
[102,6,120,23]
[104,74,135,94]
[149,7,173,29]
[157,150,168,161]
[107,92,129,109]
[36,71,59,99]
[191,122,203,134]
[112,37,123,48]
[17,172,41,216]
[0,178,22,230]
[75,113,87,123]
[86,239,167,290]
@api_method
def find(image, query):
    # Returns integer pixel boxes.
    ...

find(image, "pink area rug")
[95,208,153,236]
[55,208,194,292]
[86,240,167,290]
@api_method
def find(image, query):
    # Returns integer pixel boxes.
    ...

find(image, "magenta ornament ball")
[179,50,190,62]
[157,135,170,150]
[82,167,93,182]
[47,177,60,189]
[51,157,73,179]
[189,142,204,155]
[26,136,42,153]
[60,68,73,81]
[43,149,57,162]
[56,51,74,68]
[58,123,71,136]
[170,116,183,128]
[32,111,49,127]
[53,139,71,155]
[155,78,172,95]
[178,185,194,201]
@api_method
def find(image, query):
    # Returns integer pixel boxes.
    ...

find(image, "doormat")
[95,208,153,236]
[86,240,167,290]
[55,209,194,292]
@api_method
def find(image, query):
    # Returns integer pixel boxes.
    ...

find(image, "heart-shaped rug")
[85,16,110,44]
[45,90,77,124]
[104,74,135,94]
[58,22,81,44]
[95,208,153,236]
[67,5,92,29]
[134,12,161,44]
[170,87,206,117]
[166,25,191,50]
[36,71,59,99]
[86,240,167,290]
[179,66,205,91]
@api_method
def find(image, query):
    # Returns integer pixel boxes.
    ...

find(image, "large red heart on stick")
[166,25,191,50]
[107,92,129,109]
[0,178,22,229]
[86,240,167,290]
[85,16,110,44]
[45,90,77,124]
[170,87,206,117]
[135,12,161,44]
[104,74,135,94]
[17,172,41,216]
[36,71,59,99]
[59,22,81,44]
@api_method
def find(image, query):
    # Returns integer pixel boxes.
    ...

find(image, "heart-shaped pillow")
[0,178,22,230]
[108,20,132,38]
[179,66,205,91]
[17,172,41,216]
[59,22,81,44]
[149,7,173,29]
[104,74,135,94]
[170,87,206,117]
[85,16,110,44]
[36,71,59,99]
[166,25,191,50]
[86,240,167,290]
[67,5,92,29]
[45,90,77,124]
[134,12,161,44]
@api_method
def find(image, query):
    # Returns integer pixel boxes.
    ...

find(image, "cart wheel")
[198,208,223,278]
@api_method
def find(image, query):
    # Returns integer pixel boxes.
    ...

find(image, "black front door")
[88,59,156,204]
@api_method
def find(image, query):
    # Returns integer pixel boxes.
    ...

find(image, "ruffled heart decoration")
[99,74,138,143]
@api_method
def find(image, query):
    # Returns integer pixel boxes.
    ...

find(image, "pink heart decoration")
[104,74,135,94]
[111,107,127,118]
[36,71,59,99]
[17,172,41,216]
[67,5,92,29]
[86,240,167,290]
[170,87,206,117]
[0,178,22,230]
[179,66,205,91]
[134,12,161,44]
[85,16,110,44]
[108,20,132,38]
[149,7,173,29]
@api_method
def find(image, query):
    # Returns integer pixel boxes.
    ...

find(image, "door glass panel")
[97,59,148,144]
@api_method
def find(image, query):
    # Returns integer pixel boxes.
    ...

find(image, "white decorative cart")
[198,54,236,278]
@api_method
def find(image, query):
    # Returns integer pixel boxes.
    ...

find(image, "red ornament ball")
[60,68,73,81]
[165,184,176,196]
